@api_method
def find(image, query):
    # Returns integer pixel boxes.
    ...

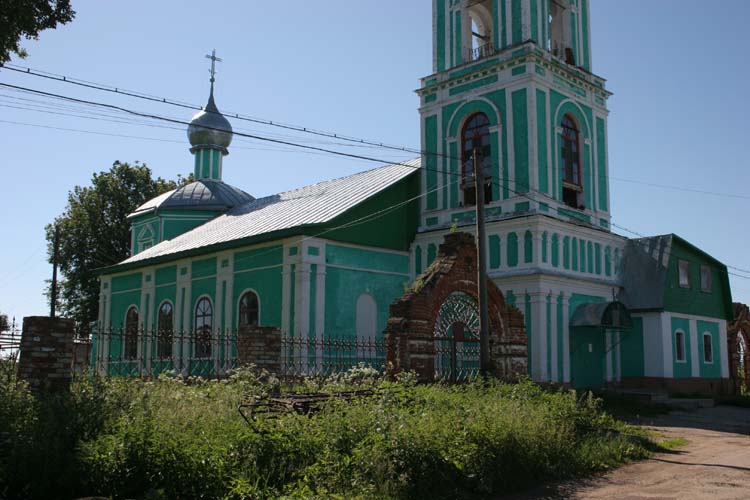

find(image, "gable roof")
[106,159,420,272]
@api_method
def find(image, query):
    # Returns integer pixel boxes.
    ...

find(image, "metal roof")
[129,180,255,218]
[117,159,420,267]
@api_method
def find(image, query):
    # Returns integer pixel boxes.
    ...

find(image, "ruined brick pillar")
[237,326,282,373]
[17,316,76,392]
[384,232,528,382]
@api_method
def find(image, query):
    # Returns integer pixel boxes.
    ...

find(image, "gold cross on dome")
[205,49,223,84]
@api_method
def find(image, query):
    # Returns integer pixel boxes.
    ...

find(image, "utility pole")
[473,145,491,377]
[50,224,60,318]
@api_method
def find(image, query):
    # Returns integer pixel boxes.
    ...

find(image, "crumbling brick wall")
[17,316,76,392]
[385,232,528,382]
[237,326,282,374]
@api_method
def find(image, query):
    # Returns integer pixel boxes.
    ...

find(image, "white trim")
[325,264,410,278]
[661,312,674,377]
[701,332,715,365]
[719,321,729,378]
[324,239,410,257]
[233,263,283,275]
[689,318,700,376]
[674,328,687,364]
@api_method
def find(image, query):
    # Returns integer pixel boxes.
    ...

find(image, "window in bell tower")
[561,114,583,209]
[461,112,493,206]
[465,0,494,61]
[549,0,574,65]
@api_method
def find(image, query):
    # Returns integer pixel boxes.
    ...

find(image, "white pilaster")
[661,313,674,378]
[689,318,700,377]
[562,292,571,383]
[550,292,559,382]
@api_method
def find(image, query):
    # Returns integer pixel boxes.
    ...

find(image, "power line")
[5,81,750,284]
[1,63,426,156]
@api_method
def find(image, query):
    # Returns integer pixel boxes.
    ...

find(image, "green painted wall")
[323,173,420,252]
[112,273,142,293]
[192,257,217,279]
[569,293,606,389]
[326,244,409,275]
[697,320,721,378]
[489,235,501,269]
[507,232,518,267]
[663,239,733,320]
[671,316,692,379]
[232,267,283,328]
[324,267,405,340]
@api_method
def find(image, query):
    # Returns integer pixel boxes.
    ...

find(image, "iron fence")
[86,328,386,379]
[0,318,21,360]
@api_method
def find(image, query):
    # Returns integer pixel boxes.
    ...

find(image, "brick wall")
[237,326,282,373]
[385,232,528,382]
[17,316,76,392]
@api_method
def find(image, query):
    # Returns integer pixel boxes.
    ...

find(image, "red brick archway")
[729,303,750,393]
[385,232,528,381]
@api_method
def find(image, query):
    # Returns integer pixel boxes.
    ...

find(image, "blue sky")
[1,1,749,323]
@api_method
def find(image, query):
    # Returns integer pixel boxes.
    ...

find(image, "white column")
[315,265,326,367]
[550,292,559,383]
[689,318,700,377]
[297,262,312,371]
[605,330,613,382]
[562,292,571,383]
[661,313,674,378]
[528,291,547,382]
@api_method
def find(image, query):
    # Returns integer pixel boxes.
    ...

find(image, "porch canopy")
[570,301,633,330]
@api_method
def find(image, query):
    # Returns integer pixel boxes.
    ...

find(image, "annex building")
[96,0,733,392]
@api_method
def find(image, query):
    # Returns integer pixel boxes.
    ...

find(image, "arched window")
[355,294,377,343]
[194,297,213,359]
[238,291,260,328]
[561,114,582,209]
[461,112,493,206]
[157,301,173,360]
[124,306,139,360]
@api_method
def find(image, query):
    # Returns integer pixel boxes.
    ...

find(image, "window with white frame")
[703,333,713,363]
[675,330,686,362]
[700,265,712,293]
[678,260,690,288]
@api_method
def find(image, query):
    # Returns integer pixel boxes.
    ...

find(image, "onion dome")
[187,90,233,152]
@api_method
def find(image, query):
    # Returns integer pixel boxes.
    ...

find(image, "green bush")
[0,366,654,500]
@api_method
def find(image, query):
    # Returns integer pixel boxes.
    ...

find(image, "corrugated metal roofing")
[129,180,254,218]
[118,159,420,266]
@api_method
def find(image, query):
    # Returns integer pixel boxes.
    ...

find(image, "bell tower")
[434,0,592,73]
[419,0,609,230]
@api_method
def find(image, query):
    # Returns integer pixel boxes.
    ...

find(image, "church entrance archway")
[384,232,528,382]
[434,292,481,382]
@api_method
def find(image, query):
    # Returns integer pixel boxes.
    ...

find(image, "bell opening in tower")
[461,112,493,207]
[548,0,575,65]
[561,113,584,210]
[465,0,494,62]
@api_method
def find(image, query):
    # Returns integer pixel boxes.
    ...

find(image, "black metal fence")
[0,318,21,360]
[85,328,386,379]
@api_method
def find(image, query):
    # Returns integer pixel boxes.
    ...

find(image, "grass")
[595,391,671,419]
[0,363,660,500]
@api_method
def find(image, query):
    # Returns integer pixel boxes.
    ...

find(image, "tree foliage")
[46,161,191,330]
[0,0,75,63]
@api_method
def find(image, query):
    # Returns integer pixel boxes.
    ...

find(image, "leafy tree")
[0,314,8,333]
[1,0,75,64]
[45,161,191,331]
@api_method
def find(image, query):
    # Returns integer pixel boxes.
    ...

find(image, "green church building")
[96,0,732,392]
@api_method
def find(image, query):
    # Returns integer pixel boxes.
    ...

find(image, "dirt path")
[512,405,750,500]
